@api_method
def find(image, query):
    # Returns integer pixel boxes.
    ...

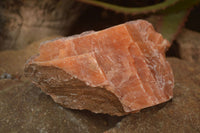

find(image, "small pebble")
[0,73,12,79]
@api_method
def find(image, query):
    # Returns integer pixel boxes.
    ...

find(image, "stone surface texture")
[0,0,85,50]
[106,58,200,133]
[177,28,200,63]
[0,38,199,132]
[25,20,174,115]
[0,80,122,133]
[0,39,122,133]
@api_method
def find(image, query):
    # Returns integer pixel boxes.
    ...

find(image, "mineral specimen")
[24,20,174,116]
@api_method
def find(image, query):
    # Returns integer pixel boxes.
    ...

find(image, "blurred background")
[0,0,200,51]
[0,0,200,62]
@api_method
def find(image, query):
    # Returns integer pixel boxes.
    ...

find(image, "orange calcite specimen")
[26,20,174,114]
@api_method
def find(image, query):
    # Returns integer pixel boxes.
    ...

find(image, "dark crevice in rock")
[166,41,180,58]
[68,5,146,36]
[68,109,125,131]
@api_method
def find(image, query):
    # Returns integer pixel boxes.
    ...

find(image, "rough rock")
[105,58,200,133]
[0,36,60,76]
[0,0,85,50]
[24,20,174,116]
[0,80,122,133]
[0,40,122,133]
[0,37,199,132]
[176,28,200,63]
